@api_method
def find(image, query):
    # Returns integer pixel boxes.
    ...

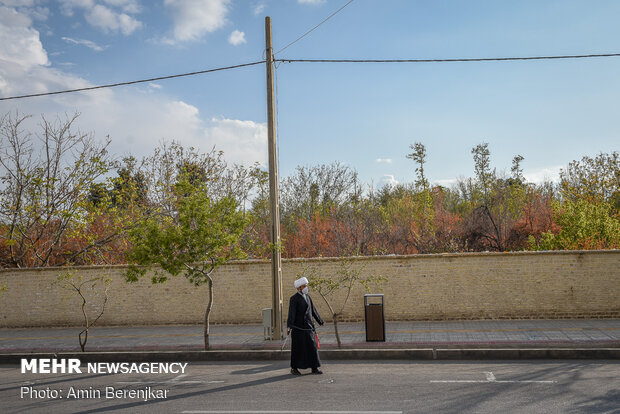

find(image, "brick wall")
[0,250,618,327]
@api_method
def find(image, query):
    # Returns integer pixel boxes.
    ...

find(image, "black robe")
[287,291,324,369]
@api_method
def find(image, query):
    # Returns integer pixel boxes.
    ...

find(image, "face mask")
[302,286,309,295]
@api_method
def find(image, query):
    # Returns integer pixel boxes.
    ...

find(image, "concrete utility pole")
[265,16,283,340]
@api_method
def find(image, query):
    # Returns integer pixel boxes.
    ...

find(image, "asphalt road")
[1,360,618,413]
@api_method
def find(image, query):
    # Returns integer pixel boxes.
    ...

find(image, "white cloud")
[72,97,267,167]
[0,7,102,105]
[117,11,142,34]
[8,3,50,21]
[523,165,562,184]
[376,158,392,164]
[297,0,325,4]
[62,36,107,52]
[228,30,246,46]
[164,0,230,43]
[85,4,142,35]
[30,6,50,20]
[0,1,49,21]
[102,0,141,14]
[58,0,95,16]
[253,3,265,15]
[432,178,457,187]
[3,90,266,168]
[57,0,142,35]
[381,174,399,187]
[0,0,41,6]
[0,4,264,168]
[204,117,267,166]
[0,6,48,70]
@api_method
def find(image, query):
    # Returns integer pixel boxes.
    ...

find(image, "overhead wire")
[2,0,620,103]
[275,53,620,64]
[274,0,356,56]
[3,53,620,102]
[0,61,265,101]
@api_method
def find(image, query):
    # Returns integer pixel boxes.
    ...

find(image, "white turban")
[294,277,308,289]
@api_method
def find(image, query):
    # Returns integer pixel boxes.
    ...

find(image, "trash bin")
[262,308,272,340]
[364,294,385,342]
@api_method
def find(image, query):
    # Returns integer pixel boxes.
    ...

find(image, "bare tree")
[304,258,384,348]
[281,162,359,221]
[57,270,110,352]
[0,111,111,267]
[141,141,227,218]
[220,162,264,216]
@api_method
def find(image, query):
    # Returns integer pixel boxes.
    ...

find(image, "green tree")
[472,142,494,202]
[559,151,619,211]
[529,198,620,250]
[510,154,525,184]
[238,166,272,258]
[110,156,148,208]
[72,156,151,266]
[125,174,246,350]
[461,144,532,251]
[406,142,429,191]
[406,142,434,250]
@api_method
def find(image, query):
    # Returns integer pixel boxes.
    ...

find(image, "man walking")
[287,276,324,375]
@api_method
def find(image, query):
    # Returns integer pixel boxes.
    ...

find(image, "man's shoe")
[311,368,323,375]
[291,368,301,375]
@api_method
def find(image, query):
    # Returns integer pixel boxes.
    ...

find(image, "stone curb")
[1,348,618,364]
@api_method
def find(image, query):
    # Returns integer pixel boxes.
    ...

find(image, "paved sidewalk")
[1,319,618,353]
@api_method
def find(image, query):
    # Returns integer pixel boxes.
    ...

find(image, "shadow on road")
[230,361,288,375]
[574,389,620,413]
[77,372,297,413]
[0,373,110,393]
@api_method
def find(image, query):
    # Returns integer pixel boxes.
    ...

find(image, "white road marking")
[116,381,205,384]
[431,372,556,384]
[116,375,205,385]
[430,380,498,383]
[170,374,187,382]
[182,412,403,414]
[430,380,556,383]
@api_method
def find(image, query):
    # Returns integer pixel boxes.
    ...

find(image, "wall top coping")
[1,249,618,274]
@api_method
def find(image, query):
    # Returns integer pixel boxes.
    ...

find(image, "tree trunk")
[79,330,87,352]
[333,313,341,348]
[204,280,213,350]
[80,295,88,352]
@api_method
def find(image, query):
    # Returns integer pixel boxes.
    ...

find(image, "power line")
[275,53,620,64]
[4,52,620,102]
[274,0,356,56]
[0,61,265,102]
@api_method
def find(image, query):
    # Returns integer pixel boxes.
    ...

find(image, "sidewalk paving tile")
[0,319,618,353]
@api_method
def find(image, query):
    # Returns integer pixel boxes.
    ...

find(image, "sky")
[1,0,619,190]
